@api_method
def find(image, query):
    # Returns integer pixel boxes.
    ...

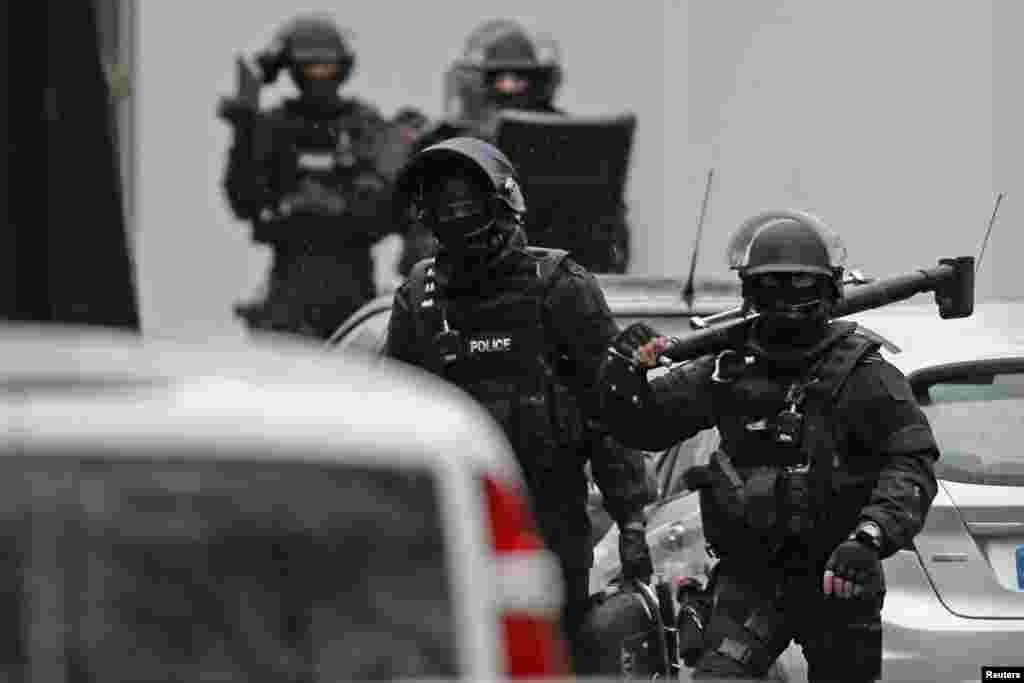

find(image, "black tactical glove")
[824,532,885,599]
[619,523,654,584]
[611,323,664,362]
[681,464,713,491]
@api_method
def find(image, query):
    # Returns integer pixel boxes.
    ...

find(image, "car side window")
[3,456,461,680]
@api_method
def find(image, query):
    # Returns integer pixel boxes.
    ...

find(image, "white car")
[0,324,568,681]
[590,301,1024,683]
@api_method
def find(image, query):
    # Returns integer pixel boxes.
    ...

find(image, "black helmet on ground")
[726,210,848,344]
[393,137,526,256]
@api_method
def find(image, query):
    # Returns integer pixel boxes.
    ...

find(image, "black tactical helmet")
[727,210,847,297]
[577,581,671,677]
[447,19,563,117]
[394,137,526,243]
[259,15,355,86]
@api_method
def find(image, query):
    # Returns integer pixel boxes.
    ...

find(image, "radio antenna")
[976,192,1005,275]
[683,168,715,308]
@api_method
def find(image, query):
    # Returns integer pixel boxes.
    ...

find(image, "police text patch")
[468,336,514,354]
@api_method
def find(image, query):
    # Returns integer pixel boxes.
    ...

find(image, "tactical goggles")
[748,273,831,313]
[487,71,533,96]
[752,273,821,290]
[299,62,340,80]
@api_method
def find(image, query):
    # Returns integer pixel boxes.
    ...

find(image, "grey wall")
[134,1,1020,338]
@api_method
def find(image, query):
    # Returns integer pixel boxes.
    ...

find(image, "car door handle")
[966,521,1024,537]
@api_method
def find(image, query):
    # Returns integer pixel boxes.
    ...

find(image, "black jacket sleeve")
[542,259,653,524]
[588,431,653,525]
[600,354,719,453]
[382,282,424,367]
[222,111,278,221]
[543,259,620,417]
[841,357,940,558]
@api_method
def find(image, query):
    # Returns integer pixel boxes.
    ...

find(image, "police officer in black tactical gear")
[383,137,653,669]
[396,19,631,277]
[599,211,939,682]
[220,15,402,339]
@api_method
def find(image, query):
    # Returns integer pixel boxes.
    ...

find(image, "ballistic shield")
[495,110,634,214]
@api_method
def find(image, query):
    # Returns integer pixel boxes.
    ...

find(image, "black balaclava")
[289,62,344,109]
[427,168,515,286]
[746,272,835,349]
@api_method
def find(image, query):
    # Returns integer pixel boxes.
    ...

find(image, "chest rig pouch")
[279,112,387,219]
[407,250,582,474]
[699,323,881,561]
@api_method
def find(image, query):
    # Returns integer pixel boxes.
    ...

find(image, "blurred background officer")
[600,211,939,682]
[219,15,407,340]
[396,19,632,277]
[383,138,652,671]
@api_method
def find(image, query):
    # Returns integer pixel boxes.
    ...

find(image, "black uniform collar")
[746,320,858,370]
[433,226,528,293]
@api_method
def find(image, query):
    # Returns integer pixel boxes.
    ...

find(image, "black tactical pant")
[692,560,884,682]
[559,565,592,674]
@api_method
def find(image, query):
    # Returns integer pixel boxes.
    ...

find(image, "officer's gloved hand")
[681,464,713,491]
[619,522,654,584]
[824,535,885,599]
[611,323,666,370]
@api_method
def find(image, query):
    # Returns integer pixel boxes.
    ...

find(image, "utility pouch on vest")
[781,470,813,536]
[743,467,780,532]
[707,450,746,523]
[516,391,560,471]
[433,329,464,366]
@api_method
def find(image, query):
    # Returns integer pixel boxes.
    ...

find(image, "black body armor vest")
[407,248,593,564]
[699,322,882,564]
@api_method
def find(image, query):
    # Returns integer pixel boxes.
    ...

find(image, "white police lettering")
[298,152,335,171]
[469,337,513,354]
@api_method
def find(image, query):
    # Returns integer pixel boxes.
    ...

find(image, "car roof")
[0,324,518,476]
[846,300,1024,373]
[595,274,741,316]
[331,281,1022,376]
[330,276,742,337]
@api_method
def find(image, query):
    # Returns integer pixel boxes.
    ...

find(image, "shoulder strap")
[809,328,882,403]
[527,248,572,358]
[527,247,571,285]
[406,258,446,369]
[802,328,883,526]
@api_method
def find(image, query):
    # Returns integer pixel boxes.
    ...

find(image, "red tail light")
[481,475,569,678]
[481,475,543,552]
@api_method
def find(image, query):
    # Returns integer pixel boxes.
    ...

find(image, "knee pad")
[802,618,882,682]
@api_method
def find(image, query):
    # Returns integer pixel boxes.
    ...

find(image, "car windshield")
[921,372,1024,486]
[1,455,459,681]
[339,311,392,353]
